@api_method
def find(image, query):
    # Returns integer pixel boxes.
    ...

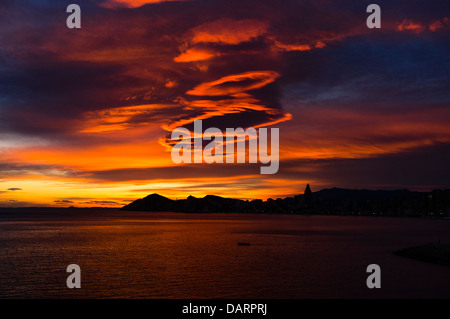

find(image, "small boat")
[237,242,251,246]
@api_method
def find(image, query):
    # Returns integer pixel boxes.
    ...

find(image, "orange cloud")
[186,71,280,96]
[190,18,269,45]
[160,97,288,133]
[397,19,426,33]
[174,48,216,62]
[272,40,327,52]
[80,104,179,133]
[429,17,450,31]
[429,20,444,31]
[396,17,450,33]
[159,70,290,151]
[274,41,312,52]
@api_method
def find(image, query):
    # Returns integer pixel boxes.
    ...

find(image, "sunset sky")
[1,0,449,207]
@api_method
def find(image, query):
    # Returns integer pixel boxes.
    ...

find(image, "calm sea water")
[0,208,449,299]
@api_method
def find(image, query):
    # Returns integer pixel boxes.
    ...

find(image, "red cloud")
[429,17,450,31]
[100,0,185,9]
[186,71,280,96]
[190,18,269,45]
[272,40,327,52]
[397,19,426,33]
[397,17,449,33]
[174,48,216,62]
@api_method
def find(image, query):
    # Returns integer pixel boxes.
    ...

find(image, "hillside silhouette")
[122,185,450,217]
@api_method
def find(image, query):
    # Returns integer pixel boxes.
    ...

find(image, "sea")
[0,208,449,299]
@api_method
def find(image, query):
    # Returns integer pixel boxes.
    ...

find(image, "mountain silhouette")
[123,193,176,211]
[121,187,450,217]
[122,193,247,213]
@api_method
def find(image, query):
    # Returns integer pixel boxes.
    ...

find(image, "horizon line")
[2,186,449,209]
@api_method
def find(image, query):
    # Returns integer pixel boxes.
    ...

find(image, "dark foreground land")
[395,244,450,268]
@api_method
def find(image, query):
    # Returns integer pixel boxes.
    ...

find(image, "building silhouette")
[122,184,450,217]
[304,183,312,208]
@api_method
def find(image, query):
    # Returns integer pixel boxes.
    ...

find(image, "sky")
[0,0,449,207]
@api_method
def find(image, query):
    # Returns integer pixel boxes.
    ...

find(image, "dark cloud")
[87,163,261,181]
[278,143,450,191]
[79,200,120,205]
[132,180,271,192]
[54,200,74,203]
[0,163,78,178]
[282,34,450,112]
[0,200,48,208]
[7,188,22,191]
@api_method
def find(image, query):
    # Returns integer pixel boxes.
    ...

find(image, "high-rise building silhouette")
[304,184,312,208]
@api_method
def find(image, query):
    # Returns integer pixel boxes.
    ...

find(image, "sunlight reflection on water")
[0,209,449,298]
